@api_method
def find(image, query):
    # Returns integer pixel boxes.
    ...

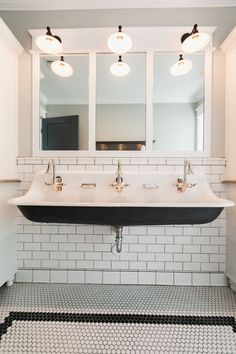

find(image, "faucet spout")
[174,160,196,193]
[44,160,56,185]
[110,160,129,192]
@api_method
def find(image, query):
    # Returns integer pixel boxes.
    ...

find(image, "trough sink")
[8,171,234,226]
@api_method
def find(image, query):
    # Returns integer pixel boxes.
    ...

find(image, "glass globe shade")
[182,32,210,53]
[110,59,130,77]
[51,58,73,78]
[170,57,193,76]
[107,27,132,54]
[35,34,63,54]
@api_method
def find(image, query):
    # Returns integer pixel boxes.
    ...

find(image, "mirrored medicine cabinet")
[33,27,213,156]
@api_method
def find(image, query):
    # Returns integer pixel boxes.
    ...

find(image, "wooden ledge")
[222,180,236,184]
[0,179,21,184]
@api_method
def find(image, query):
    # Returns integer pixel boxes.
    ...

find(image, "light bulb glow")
[182,32,210,53]
[107,26,132,54]
[170,56,193,76]
[110,58,130,77]
[51,57,73,78]
[35,27,63,54]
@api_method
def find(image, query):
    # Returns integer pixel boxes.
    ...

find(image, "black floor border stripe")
[0,312,236,341]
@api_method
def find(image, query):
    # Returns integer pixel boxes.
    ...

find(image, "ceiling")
[40,53,203,105]
[0,0,236,10]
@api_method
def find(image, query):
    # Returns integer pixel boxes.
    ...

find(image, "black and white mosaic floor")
[0,284,236,353]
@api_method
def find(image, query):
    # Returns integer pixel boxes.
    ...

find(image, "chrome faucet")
[110,160,129,192]
[174,160,196,192]
[44,160,56,185]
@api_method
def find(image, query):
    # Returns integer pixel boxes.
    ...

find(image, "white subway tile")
[42,243,58,251]
[138,253,155,261]
[51,234,67,243]
[174,273,192,286]
[68,271,85,283]
[24,243,41,251]
[50,252,67,260]
[51,270,68,283]
[138,236,156,244]
[33,251,49,260]
[59,260,76,269]
[59,243,76,251]
[76,261,93,269]
[192,273,210,286]
[201,245,219,254]
[59,225,76,234]
[67,252,84,260]
[24,225,41,234]
[129,244,146,253]
[85,252,102,260]
[183,245,200,254]
[24,260,41,268]
[201,263,219,272]
[76,225,93,234]
[112,261,129,270]
[94,261,111,269]
[147,262,165,270]
[165,262,182,271]
[41,225,58,234]
[78,244,94,251]
[156,272,173,285]
[210,273,227,286]
[138,272,155,285]
[93,226,112,235]
[86,235,103,243]
[33,270,50,283]
[192,254,209,262]
[184,263,201,271]
[18,251,32,260]
[121,272,138,284]
[147,245,164,253]
[16,270,32,283]
[85,271,102,283]
[42,260,59,268]
[165,245,182,253]
[130,262,146,270]
[174,253,191,262]
[103,271,120,284]
[147,226,165,236]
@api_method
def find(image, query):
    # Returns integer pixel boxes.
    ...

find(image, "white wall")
[0,25,21,177]
[153,103,196,151]
[96,104,145,142]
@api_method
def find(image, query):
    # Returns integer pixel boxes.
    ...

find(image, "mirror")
[96,53,146,151]
[153,53,205,151]
[40,54,89,150]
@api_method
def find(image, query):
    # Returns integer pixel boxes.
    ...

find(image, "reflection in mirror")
[40,55,89,150]
[96,53,146,151]
[153,53,205,151]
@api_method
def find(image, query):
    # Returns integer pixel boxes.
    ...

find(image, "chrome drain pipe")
[115,226,123,253]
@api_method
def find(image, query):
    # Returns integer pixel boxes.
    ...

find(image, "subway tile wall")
[16,157,227,286]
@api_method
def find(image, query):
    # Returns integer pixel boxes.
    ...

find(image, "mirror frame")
[30,26,215,157]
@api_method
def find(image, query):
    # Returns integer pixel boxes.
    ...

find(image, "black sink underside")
[19,205,223,226]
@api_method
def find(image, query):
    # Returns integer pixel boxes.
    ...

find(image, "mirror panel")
[40,54,89,150]
[153,53,205,151]
[96,53,146,151]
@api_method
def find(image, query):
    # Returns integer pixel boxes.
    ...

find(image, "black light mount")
[118,55,123,62]
[46,26,62,44]
[181,24,198,43]
[118,25,123,32]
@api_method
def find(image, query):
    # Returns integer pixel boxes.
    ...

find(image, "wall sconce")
[170,54,193,76]
[51,56,73,78]
[181,24,210,53]
[110,55,130,77]
[35,26,63,54]
[107,25,133,54]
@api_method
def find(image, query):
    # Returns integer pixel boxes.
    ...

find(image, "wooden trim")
[0,179,21,183]
[221,26,236,54]
[222,180,236,184]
